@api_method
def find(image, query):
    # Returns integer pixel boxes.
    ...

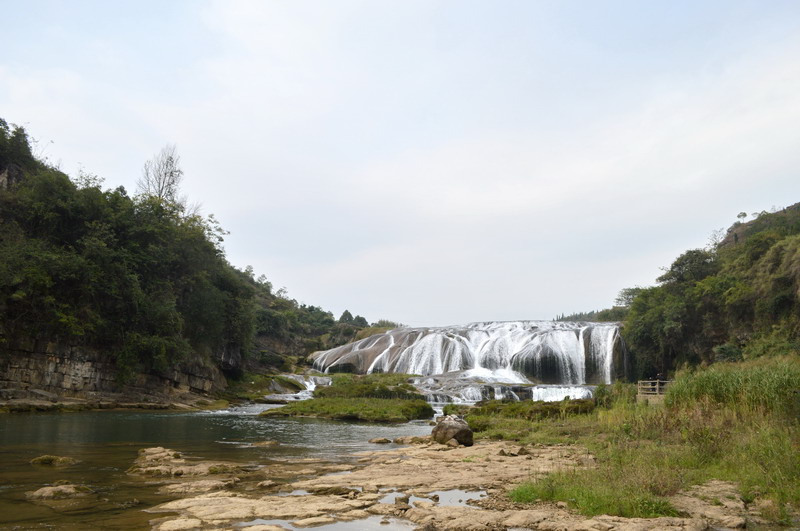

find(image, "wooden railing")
[637,380,672,396]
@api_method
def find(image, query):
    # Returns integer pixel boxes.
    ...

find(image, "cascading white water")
[312,321,623,385]
[311,321,627,403]
[530,385,594,401]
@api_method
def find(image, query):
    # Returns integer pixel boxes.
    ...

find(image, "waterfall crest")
[311,321,628,386]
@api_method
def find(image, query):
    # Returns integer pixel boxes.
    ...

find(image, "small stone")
[369,438,392,444]
[517,446,530,455]
[557,501,568,509]
[498,449,507,456]
[446,438,459,448]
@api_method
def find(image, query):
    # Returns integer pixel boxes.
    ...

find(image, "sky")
[2,0,800,327]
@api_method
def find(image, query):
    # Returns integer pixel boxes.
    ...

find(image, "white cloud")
[3,1,800,325]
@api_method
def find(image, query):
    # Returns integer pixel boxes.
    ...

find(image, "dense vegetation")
[460,357,799,523]
[623,205,800,378]
[0,118,395,382]
[558,206,800,379]
[260,373,433,422]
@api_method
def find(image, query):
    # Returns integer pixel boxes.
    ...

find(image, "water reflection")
[0,406,431,529]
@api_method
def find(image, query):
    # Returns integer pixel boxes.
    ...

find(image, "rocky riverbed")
[136,437,763,531]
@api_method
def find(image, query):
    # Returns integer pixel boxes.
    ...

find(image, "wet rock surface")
[29,454,78,466]
[26,483,94,500]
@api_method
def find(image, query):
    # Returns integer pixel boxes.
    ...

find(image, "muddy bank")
[144,438,763,531]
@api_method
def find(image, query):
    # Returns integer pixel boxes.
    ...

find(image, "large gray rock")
[431,415,473,447]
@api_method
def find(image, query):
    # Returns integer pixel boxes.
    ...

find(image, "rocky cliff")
[0,339,227,406]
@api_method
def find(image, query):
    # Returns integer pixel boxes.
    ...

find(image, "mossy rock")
[30,455,78,467]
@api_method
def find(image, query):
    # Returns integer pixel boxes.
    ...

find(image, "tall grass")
[666,356,800,416]
[491,357,800,522]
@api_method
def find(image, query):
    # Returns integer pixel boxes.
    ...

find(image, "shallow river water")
[0,405,432,530]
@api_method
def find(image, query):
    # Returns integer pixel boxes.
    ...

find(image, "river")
[0,405,432,530]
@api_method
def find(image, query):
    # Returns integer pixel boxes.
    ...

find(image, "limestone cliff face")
[0,340,226,401]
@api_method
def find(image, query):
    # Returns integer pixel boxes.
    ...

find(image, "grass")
[469,357,800,523]
[314,373,424,400]
[259,397,433,423]
[260,372,433,422]
[510,472,679,518]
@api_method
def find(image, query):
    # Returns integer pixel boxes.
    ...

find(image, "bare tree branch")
[137,144,183,203]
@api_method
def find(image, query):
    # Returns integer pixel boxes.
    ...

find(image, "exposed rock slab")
[145,439,758,531]
[26,483,93,500]
[128,447,247,477]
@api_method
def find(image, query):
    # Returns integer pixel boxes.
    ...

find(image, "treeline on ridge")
[561,204,800,379]
[0,118,399,381]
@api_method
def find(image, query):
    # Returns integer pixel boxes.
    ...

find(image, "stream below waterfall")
[0,406,432,529]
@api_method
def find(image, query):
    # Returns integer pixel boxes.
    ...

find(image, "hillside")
[0,118,387,399]
[583,204,800,379]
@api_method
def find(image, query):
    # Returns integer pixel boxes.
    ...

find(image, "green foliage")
[372,319,403,328]
[468,398,595,422]
[261,372,431,422]
[314,373,424,400]
[554,307,627,322]
[621,206,800,377]
[222,372,304,402]
[593,382,636,409]
[496,359,800,523]
[442,403,473,416]
[260,397,433,423]
[0,119,42,176]
[0,117,389,379]
[656,248,719,284]
[510,474,679,518]
[251,282,377,361]
[665,356,800,417]
[0,118,255,379]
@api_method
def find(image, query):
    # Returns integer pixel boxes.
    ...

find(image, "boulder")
[369,437,391,444]
[431,415,473,447]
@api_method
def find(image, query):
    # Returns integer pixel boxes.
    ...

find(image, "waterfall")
[312,321,626,385]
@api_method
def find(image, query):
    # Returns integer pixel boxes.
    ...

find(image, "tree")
[137,144,183,204]
[657,249,718,285]
[615,287,644,308]
[339,310,354,324]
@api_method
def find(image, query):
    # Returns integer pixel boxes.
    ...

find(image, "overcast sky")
[2,0,799,327]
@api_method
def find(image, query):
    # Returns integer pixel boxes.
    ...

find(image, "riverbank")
[146,437,760,530]
[0,390,228,413]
